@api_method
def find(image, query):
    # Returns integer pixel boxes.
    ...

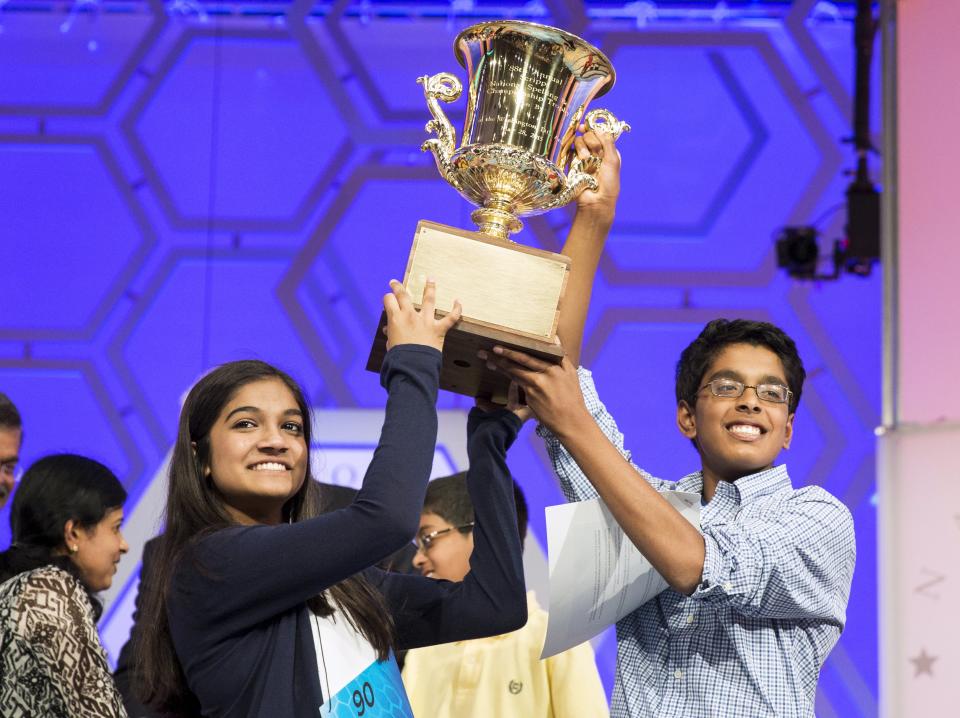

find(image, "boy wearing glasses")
[402,473,607,718]
[482,128,856,717]
[0,392,22,509]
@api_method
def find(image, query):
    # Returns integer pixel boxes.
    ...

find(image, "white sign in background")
[878,423,960,717]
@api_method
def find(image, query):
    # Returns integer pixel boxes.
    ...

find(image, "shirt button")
[686,614,695,624]
[724,582,733,591]
[674,669,683,679]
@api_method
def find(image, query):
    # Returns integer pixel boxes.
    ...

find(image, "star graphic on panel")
[909,649,937,677]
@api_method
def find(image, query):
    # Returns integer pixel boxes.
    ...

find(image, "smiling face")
[677,343,794,490]
[205,378,308,525]
[68,507,128,592]
[411,512,474,582]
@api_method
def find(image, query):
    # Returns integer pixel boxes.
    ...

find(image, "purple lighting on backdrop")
[0,2,880,715]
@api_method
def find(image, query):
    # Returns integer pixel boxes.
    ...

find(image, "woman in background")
[0,453,130,718]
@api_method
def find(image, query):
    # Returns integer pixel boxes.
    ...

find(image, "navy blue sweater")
[167,345,527,717]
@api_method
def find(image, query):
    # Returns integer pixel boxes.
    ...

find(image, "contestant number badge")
[320,654,413,718]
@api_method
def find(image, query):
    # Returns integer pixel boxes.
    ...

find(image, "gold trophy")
[367,20,629,401]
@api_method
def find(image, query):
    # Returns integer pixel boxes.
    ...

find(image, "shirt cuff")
[689,530,737,602]
[379,344,442,389]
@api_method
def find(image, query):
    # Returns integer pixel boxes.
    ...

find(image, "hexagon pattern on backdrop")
[0,2,880,715]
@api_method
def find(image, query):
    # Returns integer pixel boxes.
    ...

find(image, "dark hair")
[0,392,22,431]
[675,319,806,414]
[135,360,393,712]
[424,472,528,544]
[0,453,126,619]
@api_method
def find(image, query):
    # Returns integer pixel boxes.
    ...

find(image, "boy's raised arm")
[484,130,709,595]
[483,345,708,595]
[556,128,621,366]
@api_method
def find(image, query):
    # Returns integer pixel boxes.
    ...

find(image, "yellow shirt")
[402,592,608,718]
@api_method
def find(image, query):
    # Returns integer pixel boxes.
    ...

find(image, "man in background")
[0,393,22,510]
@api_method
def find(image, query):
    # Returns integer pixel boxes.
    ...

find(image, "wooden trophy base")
[366,220,570,402]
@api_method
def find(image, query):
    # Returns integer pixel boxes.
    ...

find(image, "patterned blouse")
[0,565,127,717]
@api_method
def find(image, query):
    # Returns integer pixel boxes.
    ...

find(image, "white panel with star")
[879,423,960,716]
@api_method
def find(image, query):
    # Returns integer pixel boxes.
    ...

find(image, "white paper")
[541,491,701,659]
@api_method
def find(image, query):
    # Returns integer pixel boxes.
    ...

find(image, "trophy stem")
[471,196,523,241]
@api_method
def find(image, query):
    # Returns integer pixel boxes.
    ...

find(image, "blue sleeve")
[173,344,441,631]
[536,366,671,501]
[691,486,856,625]
[373,408,528,648]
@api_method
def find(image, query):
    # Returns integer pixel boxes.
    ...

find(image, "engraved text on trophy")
[465,37,573,158]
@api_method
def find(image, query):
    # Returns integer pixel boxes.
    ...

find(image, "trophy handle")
[545,109,631,210]
[584,108,631,140]
[543,156,599,210]
[418,73,463,189]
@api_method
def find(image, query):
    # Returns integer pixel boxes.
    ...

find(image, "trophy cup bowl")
[367,21,629,401]
[421,20,630,240]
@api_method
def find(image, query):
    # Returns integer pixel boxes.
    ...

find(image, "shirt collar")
[732,464,792,504]
[675,472,704,495]
[678,464,792,506]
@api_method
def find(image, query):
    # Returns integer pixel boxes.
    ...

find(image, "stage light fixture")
[775,226,848,281]
[844,161,881,276]
[775,227,819,279]
[775,0,880,282]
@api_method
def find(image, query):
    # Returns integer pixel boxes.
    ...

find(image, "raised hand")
[474,381,533,423]
[383,279,462,352]
[573,126,621,222]
[479,347,591,439]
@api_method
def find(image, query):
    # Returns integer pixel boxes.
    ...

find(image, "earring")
[69,545,78,554]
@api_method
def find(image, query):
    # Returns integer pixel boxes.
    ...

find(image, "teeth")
[729,424,761,437]
[252,462,287,471]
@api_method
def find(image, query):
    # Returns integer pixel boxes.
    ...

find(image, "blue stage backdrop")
[0,2,880,715]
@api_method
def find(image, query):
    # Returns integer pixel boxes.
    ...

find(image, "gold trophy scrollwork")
[367,21,629,401]
[417,73,629,240]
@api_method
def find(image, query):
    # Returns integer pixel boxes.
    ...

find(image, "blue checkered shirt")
[537,368,856,718]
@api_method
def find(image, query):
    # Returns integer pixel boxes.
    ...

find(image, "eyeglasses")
[412,522,475,552]
[698,378,793,405]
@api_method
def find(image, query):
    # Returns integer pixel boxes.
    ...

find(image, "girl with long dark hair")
[0,453,130,717]
[134,281,528,717]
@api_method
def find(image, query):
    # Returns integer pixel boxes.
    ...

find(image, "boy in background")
[402,472,608,718]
